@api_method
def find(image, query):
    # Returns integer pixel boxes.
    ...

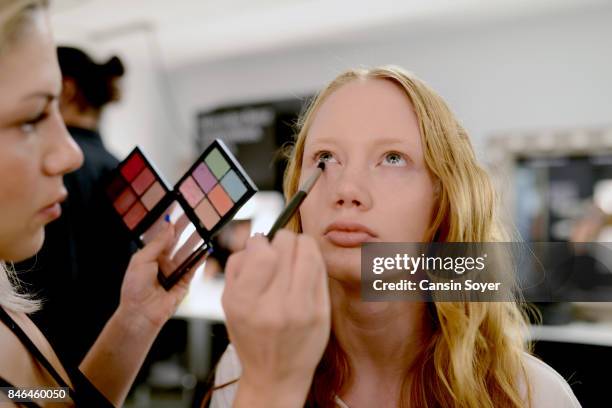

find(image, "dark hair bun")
[103,56,125,78]
[57,46,126,109]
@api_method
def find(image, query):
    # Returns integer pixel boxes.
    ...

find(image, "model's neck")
[329,277,431,374]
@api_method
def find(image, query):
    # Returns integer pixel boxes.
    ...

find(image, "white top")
[209,344,581,408]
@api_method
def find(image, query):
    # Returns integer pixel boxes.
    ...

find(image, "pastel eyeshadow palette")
[174,140,257,240]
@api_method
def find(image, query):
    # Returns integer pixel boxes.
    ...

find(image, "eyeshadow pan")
[123,201,147,230]
[141,181,165,210]
[132,167,155,195]
[192,162,217,193]
[121,152,146,182]
[204,148,230,179]
[114,188,137,215]
[106,175,127,201]
[220,169,247,202]
[195,198,220,230]
[208,184,233,216]
[179,176,204,207]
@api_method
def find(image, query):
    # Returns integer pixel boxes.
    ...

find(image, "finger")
[172,230,204,266]
[175,212,191,234]
[141,212,171,244]
[137,221,175,263]
[289,234,326,297]
[269,229,297,291]
[232,235,278,293]
[224,251,245,287]
[166,212,192,252]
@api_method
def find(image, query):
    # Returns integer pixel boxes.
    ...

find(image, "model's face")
[299,78,436,282]
[0,11,83,262]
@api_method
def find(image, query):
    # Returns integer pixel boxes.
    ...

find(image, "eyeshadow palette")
[106,139,257,289]
[106,148,174,236]
[174,141,256,239]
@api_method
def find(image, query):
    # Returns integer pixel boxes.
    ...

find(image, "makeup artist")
[16,46,136,369]
[208,67,581,407]
[0,1,196,406]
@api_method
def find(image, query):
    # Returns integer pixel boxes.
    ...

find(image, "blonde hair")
[283,66,531,408]
[0,0,48,55]
[0,0,48,313]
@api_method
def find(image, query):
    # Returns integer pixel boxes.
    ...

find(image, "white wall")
[100,4,612,180]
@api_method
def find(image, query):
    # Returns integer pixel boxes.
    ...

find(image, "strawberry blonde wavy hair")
[282,66,532,408]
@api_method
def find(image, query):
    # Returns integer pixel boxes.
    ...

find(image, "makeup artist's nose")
[332,166,373,210]
[43,112,84,176]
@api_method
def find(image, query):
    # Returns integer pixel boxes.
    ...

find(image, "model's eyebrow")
[22,92,57,102]
[306,136,338,146]
[308,136,413,148]
[370,137,414,147]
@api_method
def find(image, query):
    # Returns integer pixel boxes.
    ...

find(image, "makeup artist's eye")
[382,152,407,167]
[314,150,338,164]
[20,111,49,134]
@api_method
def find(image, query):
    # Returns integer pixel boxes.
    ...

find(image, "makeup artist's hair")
[0,0,48,55]
[0,0,48,313]
[282,66,531,408]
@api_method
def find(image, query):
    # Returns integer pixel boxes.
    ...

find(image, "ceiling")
[50,0,611,69]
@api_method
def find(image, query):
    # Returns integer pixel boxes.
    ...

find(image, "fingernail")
[164,214,171,223]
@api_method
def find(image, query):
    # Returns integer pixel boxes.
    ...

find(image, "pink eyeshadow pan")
[141,181,165,210]
[179,176,204,207]
[132,167,155,195]
[192,163,217,193]
[208,184,233,216]
[195,198,220,230]
[114,188,137,215]
[123,201,147,230]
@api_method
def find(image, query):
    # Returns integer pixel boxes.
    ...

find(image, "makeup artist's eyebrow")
[22,92,58,102]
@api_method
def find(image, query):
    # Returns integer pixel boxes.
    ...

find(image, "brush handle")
[267,191,307,241]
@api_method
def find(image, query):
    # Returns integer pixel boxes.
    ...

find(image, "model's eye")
[20,111,49,135]
[382,152,407,167]
[314,150,338,164]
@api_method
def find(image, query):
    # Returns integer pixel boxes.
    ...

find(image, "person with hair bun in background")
[16,46,139,369]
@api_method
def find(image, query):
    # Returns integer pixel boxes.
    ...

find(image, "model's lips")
[324,221,377,248]
[38,190,68,221]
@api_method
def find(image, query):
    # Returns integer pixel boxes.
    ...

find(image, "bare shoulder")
[0,309,70,388]
[0,317,33,384]
[522,353,582,408]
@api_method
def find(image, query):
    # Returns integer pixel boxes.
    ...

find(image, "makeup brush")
[267,161,325,241]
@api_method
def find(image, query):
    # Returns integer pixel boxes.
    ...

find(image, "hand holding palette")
[106,139,257,290]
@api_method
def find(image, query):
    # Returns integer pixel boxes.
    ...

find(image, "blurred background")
[48,0,612,406]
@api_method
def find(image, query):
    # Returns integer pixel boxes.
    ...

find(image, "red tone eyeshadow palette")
[106,147,174,236]
[106,139,258,290]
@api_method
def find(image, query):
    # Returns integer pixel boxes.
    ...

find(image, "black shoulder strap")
[0,307,76,402]
[0,377,42,408]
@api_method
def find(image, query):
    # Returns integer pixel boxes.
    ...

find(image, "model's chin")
[323,248,362,282]
[4,229,45,262]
